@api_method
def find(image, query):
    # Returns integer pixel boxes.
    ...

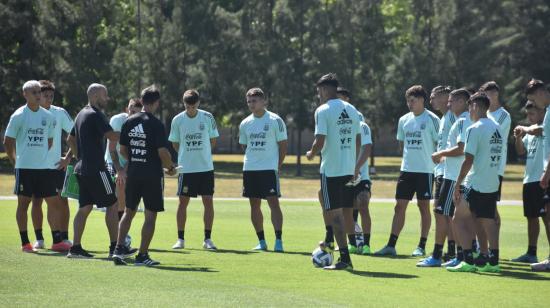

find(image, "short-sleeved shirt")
[314,99,361,177]
[4,105,55,169]
[70,105,113,175]
[487,107,511,176]
[168,109,219,173]
[359,121,373,181]
[464,118,503,193]
[435,110,456,176]
[443,112,472,181]
[104,113,128,166]
[120,112,168,178]
[44,105,74,169]
[523,134,544,184]
[396,109,440,173]
[239,110,287,171]
[543,105,550,169]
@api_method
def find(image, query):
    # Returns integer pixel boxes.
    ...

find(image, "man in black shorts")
[66,83,122,258]
[112,85,176,266]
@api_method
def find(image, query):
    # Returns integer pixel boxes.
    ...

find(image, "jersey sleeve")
[430,115,440,143]
[314,108,327,136]
[464,127,479,156]
[110,116,123,133]
[500,112,511,139]
[119,122,129,147]
[208,114,219,139]
[238,121,247,145]
[457,120,467,143]
[396,117,404,141]
[274,117,287,142]
[361,123,372,145]
[4,113,21,138]
[168,116,180,143]
[48,113,55,138]
[61,109,74,133]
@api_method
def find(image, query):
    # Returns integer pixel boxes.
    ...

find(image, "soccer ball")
[312,247,333,268]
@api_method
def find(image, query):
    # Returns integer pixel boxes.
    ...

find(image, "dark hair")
[479,81,500,92]
[431,85,452,96]
[183,89,200,104]
[450,88,471,102]
[316,73,339,88]
[39,80,55,92]
[468,92,490,109]
[141,85,160,105]
[525,79,546,95]
[129,98,142,108]
[337,87,351,98]
[246,87,265,98]
[405,85,428,102]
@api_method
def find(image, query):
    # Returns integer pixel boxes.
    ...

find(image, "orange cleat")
[51,241,72,252]
[22,243,37,253]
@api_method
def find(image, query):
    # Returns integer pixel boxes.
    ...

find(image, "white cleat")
[33,240,45,250]
[63,239,73,246]
[172,239,185,249]
[203,239,217,250]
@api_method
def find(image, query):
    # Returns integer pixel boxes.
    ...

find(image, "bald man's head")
[87,83,108,107]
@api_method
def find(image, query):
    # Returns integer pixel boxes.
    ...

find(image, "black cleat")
[67,246,94,259]
[135,253,160,266]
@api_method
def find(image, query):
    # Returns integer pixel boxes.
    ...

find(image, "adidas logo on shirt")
[337,109,352,125]
[129,124,146,138]
[490,130,502,145]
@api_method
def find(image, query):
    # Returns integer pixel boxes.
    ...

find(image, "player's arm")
[210,138,217,149]
[515,124,542,136]
[3,137,16,166]
[306,134,325,160]
[57,148,73,171]
[159,147,177,176]
[277,140,288,171]
[433,143,465,163]
[48,138,53,150]
[540,156,550,189]
[67,134,78,158]
[119,144,129,161]
[107,132,123,172]
[452,153,474,203]
[354,143,372,179]
[171,142,179,152]
[514,132,526,156]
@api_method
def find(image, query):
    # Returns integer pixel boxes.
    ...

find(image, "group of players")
[3,74,550,272]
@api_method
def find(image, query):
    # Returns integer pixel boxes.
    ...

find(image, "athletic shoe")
[172,239,185,249]
[323,258,353,271]
[51,241,72,252]
[33,240,45,250]
[530,259,550,272]
[135,253,160,266]
[442,253,455,262]
[112,245,138,259]
[416,256,442,267]
[348,244,358,254]
[474,254,488,267]
[319,241,335,253]
[67,246,93,258]
[22,243,37,253]
[442,258,461,267]
[447,261,477,272]
[361,245,371,255]
[203,239,218,250]
[274,239,284,252]
[477,263,501,273]
[125,235,132,248]
[511,253,538,263]
[253,240,268,251]
[374,245,397,256]
[412,247,425,257]
[109,244,137,258]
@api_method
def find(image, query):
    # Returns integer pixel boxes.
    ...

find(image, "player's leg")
[356,188,372,254]
[31,197,45,248]
[173,195,191,248]
[59,195,71,243]
[266,196,283,252]
[515,182,543,262]
[43,195,71,251]
[201,171,217,250]
[16,195,34,252]
[318,189,334,250]
[448,196,476,272]
[135,176,164,266]
[413,173,433,256]
[249,197,266,250]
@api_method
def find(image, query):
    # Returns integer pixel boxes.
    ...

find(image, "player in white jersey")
[418,88,471,267]
[375,85,440,257]
[239,88,287,252]
[29,80,74,252]
[449,92,503,273]
[170,90,219,250]
[3,80,56,253]
[512,101,550,264]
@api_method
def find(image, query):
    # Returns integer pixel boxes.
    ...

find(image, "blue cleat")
[274,239,284,252]
[412,247,426,257]
[416,256,442,267]
[511,253,538,264]
[442,258,460,267]
[253,240,268,251]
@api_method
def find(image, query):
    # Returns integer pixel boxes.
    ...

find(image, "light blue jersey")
[523,134,544,184]
[487,107,510,176]
[464,118,503,193]
[239,110,287,171]
[543,105,550,169]
[443,112,472,181]
[435,110,456,176]
[104,112,128,166]
[4,105,55,169]
[169,109,219,173]
[314,99,361,177]
[359,121,373,181]
[44,105,74,169]
[396,109,440,173]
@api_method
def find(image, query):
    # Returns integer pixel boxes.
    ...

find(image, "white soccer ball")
[312,247,333,268]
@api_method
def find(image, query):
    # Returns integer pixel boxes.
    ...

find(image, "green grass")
[0,199,549,307]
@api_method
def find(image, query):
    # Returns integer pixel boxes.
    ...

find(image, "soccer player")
[66,83,122,258]
[113,85,176,266]
[306,73,362,270]
[170,89,219,250]
[448,92,503,273]
[418,88,471,267]
[375,85,440,257]
[3,80,57,253]
[512,101,550,264]
[239,87,287,252]
[30,80,74,251]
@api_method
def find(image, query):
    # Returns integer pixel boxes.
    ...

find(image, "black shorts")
[434,175,444,200]
[354,180,372,199]
[395,172,434,201]
[464,187,498,219]
[126,176,164,212]
[13,169,57,198]
[75,170,117,208]
[177,171,215,197]
[523,182,547,218]
[50,169,66,193]
[435,178,462,217]
[496,175,503,201]
[243,170,280,199]
[321,174,354,211]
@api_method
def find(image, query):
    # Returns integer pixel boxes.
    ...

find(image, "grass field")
[0,199,549,307]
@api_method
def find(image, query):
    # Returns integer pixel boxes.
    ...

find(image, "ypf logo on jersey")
[129,124,146,138]
[337,109,352,125]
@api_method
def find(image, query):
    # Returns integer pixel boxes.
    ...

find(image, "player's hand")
[540,172,550,189]
[513,126,525,138]
[431,152,443,164]
[306,150,314,161]
[55,157,71,171]
[116,169,127,186]
[165,166,177,176]
[452,184,462,205]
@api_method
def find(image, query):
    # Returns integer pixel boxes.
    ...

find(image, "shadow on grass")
[184,248,259,255]
[479,270,550,281]
[350,270,418,279]
[149,248,189,254]
[151,265,219,273]
[369,254,416,260]
[499,260,530,267]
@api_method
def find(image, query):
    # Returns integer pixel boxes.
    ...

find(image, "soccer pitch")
[0,199,548,307]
